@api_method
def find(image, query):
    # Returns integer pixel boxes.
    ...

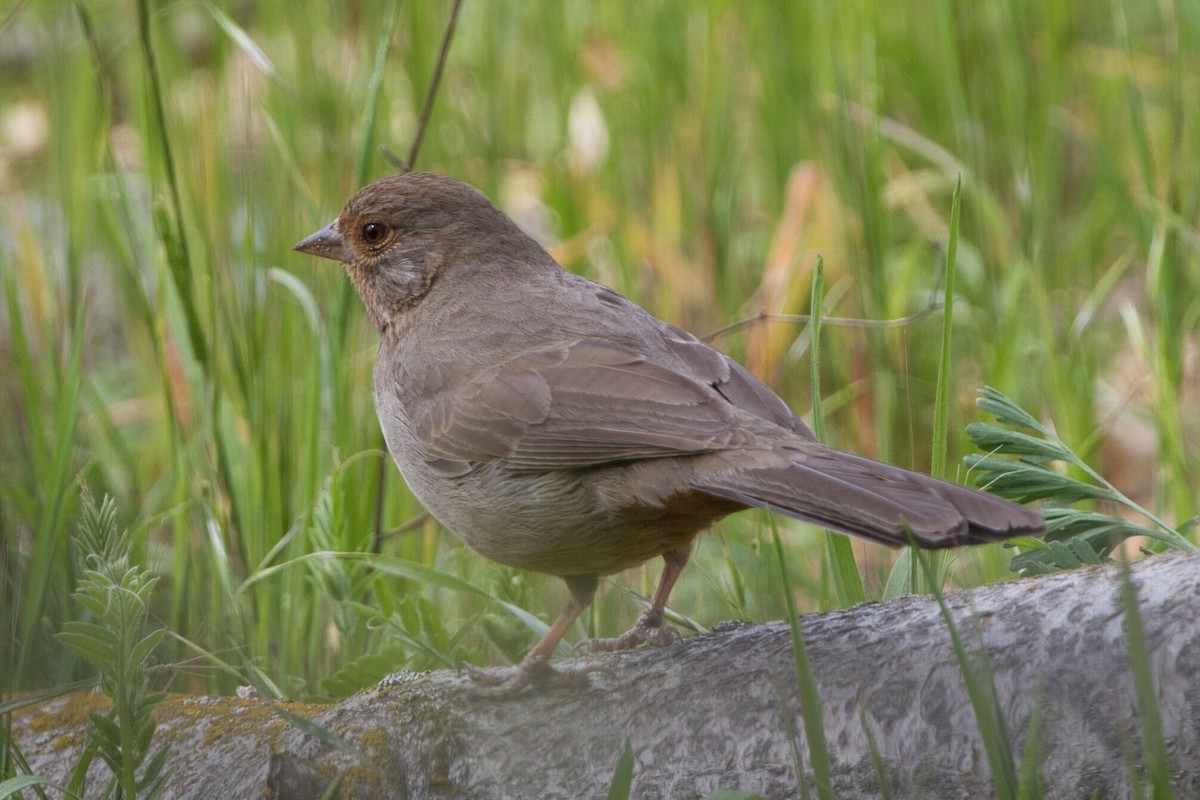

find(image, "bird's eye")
[362,222,388,245]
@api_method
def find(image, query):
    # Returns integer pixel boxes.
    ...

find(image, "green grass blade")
[0,775,74,800]
[136,0,207,367]
[355,0,398,184]
[930,176,961,479]
[772,527,834,800]
[240,551,552,647]
[808,257,827,442]
[600,738,638,800]
[605,738,635,800]
[859,708,893,800]
[1118,554,1171,798]
[915,545,1017,798]
[811,256,867,606]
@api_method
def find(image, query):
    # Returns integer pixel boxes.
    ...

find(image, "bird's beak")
[294,219,352,263]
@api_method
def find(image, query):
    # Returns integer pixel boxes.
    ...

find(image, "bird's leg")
[578,549,689,654]
[467,574,604,697]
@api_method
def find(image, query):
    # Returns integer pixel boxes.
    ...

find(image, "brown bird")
[295,172,1043,694]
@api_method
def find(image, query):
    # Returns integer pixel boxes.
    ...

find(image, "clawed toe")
[464,655,603,698]
[576,619,678,654]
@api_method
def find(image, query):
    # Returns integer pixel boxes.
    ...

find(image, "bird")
[294,172,1044,694]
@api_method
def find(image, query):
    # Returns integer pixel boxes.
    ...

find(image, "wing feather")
[409,338,759,470]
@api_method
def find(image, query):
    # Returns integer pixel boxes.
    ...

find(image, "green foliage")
[604,738,635,800]
[772,525,834,800]
[966,387,1194,576]
[915,546,1020,799]
[56,492,168,799]
[1117,555,1171,799]
[859,708,894,800]
[0,775,73,800]
[5,1,1195,795]
[811,257,868,606]
[319,644,414,699]
[1,0,1195,712]
[884,177,964,599]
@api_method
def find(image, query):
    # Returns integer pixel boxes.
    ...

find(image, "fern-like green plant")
[56,491,168,799]
[964,387,1195,576]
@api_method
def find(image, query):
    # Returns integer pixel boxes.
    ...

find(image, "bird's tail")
[693,444,1042,549]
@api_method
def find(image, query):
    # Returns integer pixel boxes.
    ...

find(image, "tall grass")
[1,0,1195,709]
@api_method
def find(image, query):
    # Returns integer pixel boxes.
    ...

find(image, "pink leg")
[467,574,602,697]
[578,550,689,654]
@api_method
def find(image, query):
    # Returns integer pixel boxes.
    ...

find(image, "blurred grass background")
[1,0,1196,698]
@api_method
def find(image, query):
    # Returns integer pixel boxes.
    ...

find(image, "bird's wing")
[407,337,768,473]
[660,324,815,439]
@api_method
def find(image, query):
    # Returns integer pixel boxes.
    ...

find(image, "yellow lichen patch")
[21,692,109,734]
[52,733,81,752]
[355,726,391,761]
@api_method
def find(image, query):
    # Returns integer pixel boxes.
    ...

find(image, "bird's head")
[294,172,536,330]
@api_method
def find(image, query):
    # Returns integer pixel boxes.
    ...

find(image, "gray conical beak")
[294,219,352,263]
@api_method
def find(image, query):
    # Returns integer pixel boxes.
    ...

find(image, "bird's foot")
[464,653,607,698]
[576,613,678,654]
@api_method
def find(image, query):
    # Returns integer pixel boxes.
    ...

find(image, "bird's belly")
[396,459,709,577]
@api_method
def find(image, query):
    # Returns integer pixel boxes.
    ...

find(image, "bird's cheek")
[379,258,434,305]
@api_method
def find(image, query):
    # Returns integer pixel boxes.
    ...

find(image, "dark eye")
[362,222,388,245]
